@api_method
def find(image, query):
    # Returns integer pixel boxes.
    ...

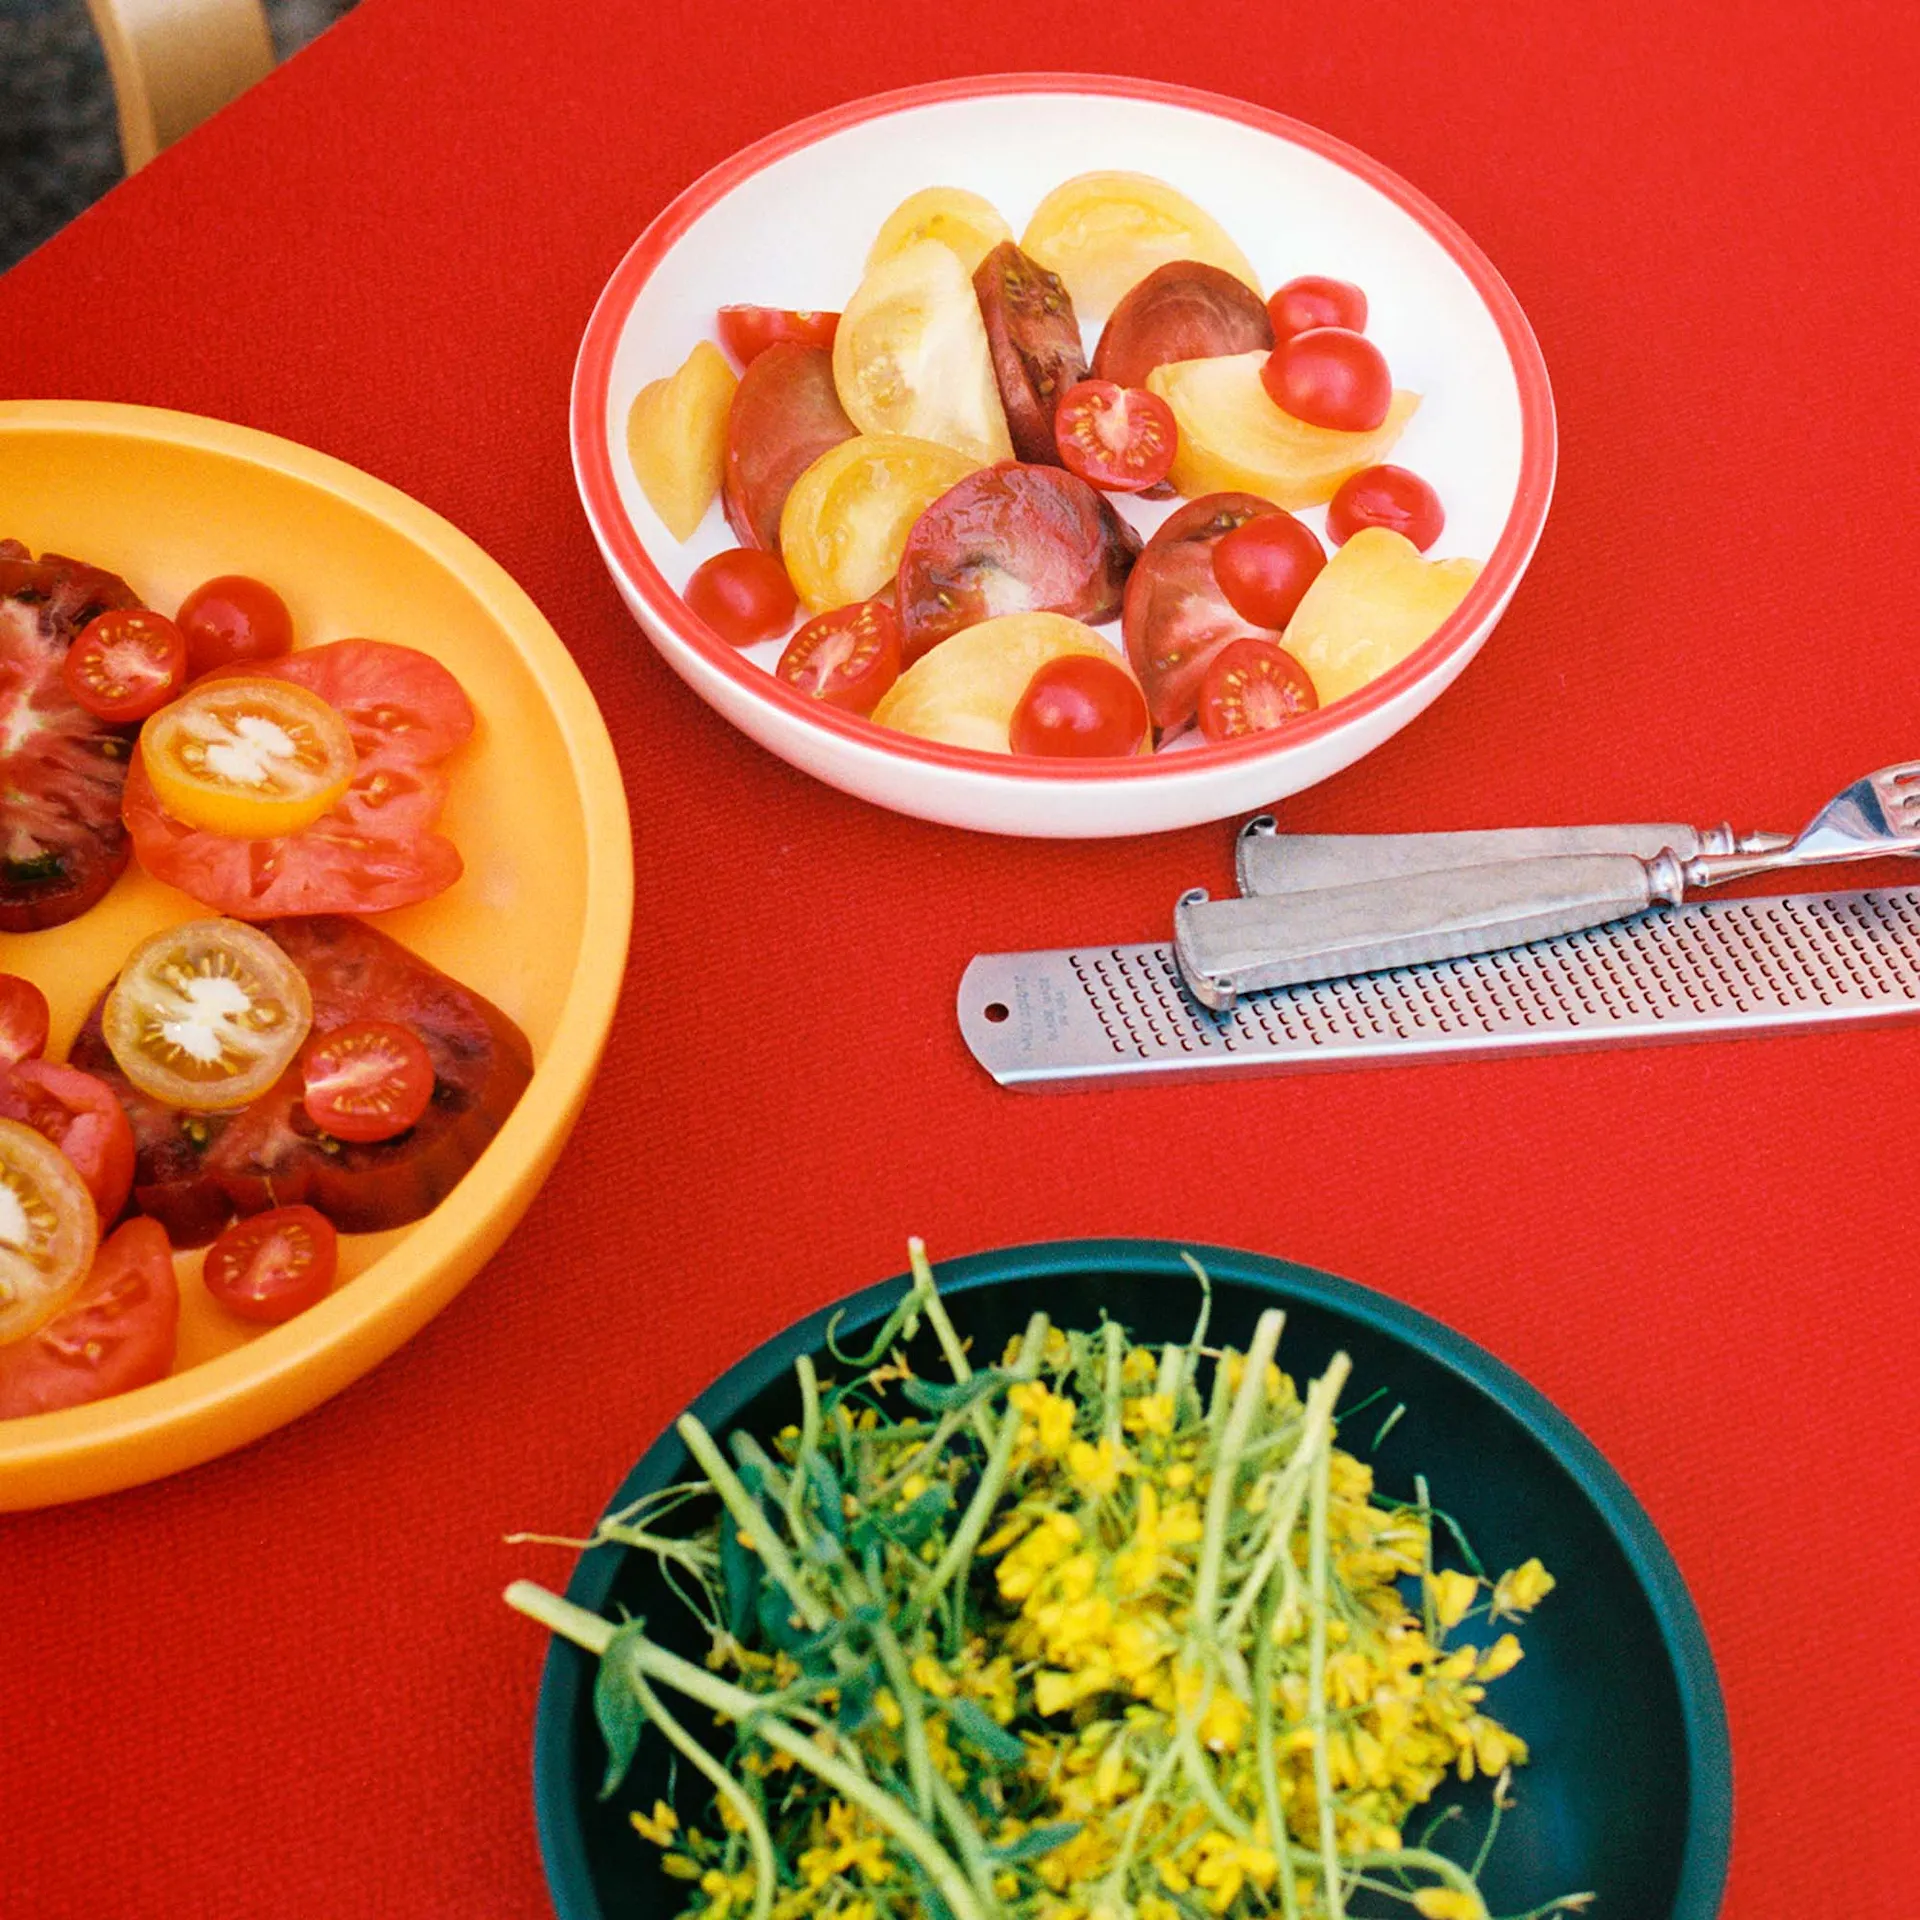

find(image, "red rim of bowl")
[572,71,1557,784]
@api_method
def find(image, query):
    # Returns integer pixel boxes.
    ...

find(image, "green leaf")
[946,1696,1026,1768]
[807,1454,847,1543]
[592,1621,652,1799]
[902,1369,1009,1415]
[719,1505,761,1643]
[988,1821,1082,1864]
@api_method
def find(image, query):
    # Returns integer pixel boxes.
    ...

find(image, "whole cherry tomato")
[1197,637,1319,742]
[1009,654,1148,758]
[1210,513,1326,630]
[176,574,294,678]
[1326,464,1446,552]
[1052,379,1178,493]
[1266,275,1368,344]
[777,600,902,715]
[717,306,840,366]
[1260,328,1392,432]
[684,549,798,646]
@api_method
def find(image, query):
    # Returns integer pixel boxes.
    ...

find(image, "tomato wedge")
[1091,260,1274,391]
[1197,637,1320,742]
[0,975,50,1066]
[776,600,902,715]
[972,241,1089,466]
[61,608,188,722]
[0,1117,99,1344]
[717,306,839,366]
[0,1218,177,1418]
[302,1021,434,1144]
[0,1058,136,1224]
[203,1205,338,1325]
[1053,380,1178,494]
[722,343,858,554]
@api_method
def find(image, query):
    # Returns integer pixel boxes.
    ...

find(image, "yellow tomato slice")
[1021,172,1261,321]
[0,1118,99,1345]
[1282,527,1483,705]
[778,434,978,613]
[871,611,1126,753]
[1147,352,1419,508]
[103,919,314,1112]
[867,186,1013,276]
[627,339,739,541]
[833,240,1014,465]
[142,676,356,839]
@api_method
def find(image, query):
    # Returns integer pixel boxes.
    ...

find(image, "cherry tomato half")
[1197,637,1320,742]
[1260,328,1393,433]
[301,1019,435,1143]
[1266,275,1368,344]
[1326,464,1446,552]
[0,975,50,1066]
[202,1204,338,1325]
[684,549,798,646]
[60,608,188,722]
[776,600,902,715]
[717,306,841,367]
[1009,653,1148,759]
[1210,513,1327,631]
[1053,379,1178,493]
[176,575,294,679]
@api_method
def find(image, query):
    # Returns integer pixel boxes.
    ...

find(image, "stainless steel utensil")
[1179,764,1920,1010]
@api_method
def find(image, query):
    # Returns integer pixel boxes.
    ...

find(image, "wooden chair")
[83,0,276,172]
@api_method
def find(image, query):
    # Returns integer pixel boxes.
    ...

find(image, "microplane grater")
[958,887,1920,1089]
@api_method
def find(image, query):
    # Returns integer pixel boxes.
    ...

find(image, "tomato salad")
[0,548,533,1421]
[627,175,1485,758]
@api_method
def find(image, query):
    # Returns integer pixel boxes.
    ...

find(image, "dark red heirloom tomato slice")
[972,241,1089,466]
[1092,260,1275,391]
[1121,492,1284,733]
[777,599,902,715]
[69,914,534,1245]
[1261,327,1393,433]
[0,1218,178,1419]
[122,638,473,917]
[0,1058,137,1223]
[175,574,294,679]
[61,608,188,722]
[1198,637,1320,742]
[1053,380,1178,493]
[717,306,840,366]
[0,974,50,1065]
[203,1206,338,1325]
[302,1020,434,1144]
[1266,275,1369,345]
[895,463,1141,665]
[684,549,798,646]
[0,546,141,932]
[722,343,857,552]
[1326,464,1446,552]
[1010,654,1148,759]
[1211,513,1326,630]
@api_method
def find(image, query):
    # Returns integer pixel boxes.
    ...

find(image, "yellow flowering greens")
[508,1245,1587,1920]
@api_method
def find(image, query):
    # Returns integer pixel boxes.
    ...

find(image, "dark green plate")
[529,1240,1732,1918]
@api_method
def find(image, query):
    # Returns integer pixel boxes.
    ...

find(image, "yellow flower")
[1010,1381,1078,1457]
[1066,1435,1130,1496]
[629,1799,678,1847]
[998,1511,1082,1600]
[1476,1633,1523,1680]
[1412,1890,1486,1919]
[1198,1687,1250,1754]
[1491,1557,1556,1618]
[1427,1568,1480,1630]
[1123,1392,1176,1437]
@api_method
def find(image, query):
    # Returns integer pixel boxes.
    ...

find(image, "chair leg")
[82,0,276,172]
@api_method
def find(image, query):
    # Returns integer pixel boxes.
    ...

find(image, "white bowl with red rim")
[572,72,1555,838]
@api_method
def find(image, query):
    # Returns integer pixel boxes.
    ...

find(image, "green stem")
[676,1415,830,1634]
[929,1770,1000,1908]
[910,1238,999,1451]
[1102,1319,1125,1448]
[1093,1730,1182,1908]
[1194,1309,1286,1624]
[783,1354,823,1541]
[1254,1589,1302,1920]
[1307,1372,1345,1920]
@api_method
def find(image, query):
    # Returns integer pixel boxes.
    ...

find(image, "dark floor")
[0,0,357,274]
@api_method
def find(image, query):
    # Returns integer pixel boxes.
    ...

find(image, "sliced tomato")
[776,600,902,715]
[721,343,858,553]
[1121,492,1284,733]
[0,1058,135,1223]
[302,1020,434,1143]
[203,1205,338,1325]
[717,306,840,366]
[0,1116,99,1344]
[1053,380,1178,493]
[1197,637,1320,741]
[0,975,50,1065]
[1091,260,1275,391]
[0,546,141,932]
[972,241,1089,466]
[69,915,534,1245]
[62,608,188,722]
[0,1218,176,1418]
[122,639,473,917]
[176,575,294,678]
[895,463,1141,665]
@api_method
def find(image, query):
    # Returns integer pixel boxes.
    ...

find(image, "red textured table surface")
[5,2,1918,1915]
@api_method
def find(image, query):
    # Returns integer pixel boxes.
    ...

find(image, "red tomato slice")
[895,463,1141,665]
[1091,260,1274,391]
[1009,653,1147,758]
[122,638,473,917]
[717,306,840,366]
[1052,381,1178,494]
[61,608,188,722]
[1121,492,1284,733]
[1197,636,1320,741]
[776,600,902,714]
[0,1218,177,1418]
[0,1058,137,1224]
[684,549,798,646]
[176,575,294,678]
[302,1020,434,1144]
[1211,512,1326,629]
[722,343,857,552]
[0,974,50,1065]
[202,1204,338,1325]
[1266,275,1369,345]
[972,241,1089,466]
[1326,464,1446,552]
[1261,328,1393,432]
[0,545,141,932]
[69,914,533,1245]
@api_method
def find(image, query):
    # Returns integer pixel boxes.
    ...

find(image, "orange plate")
[0,402,634,1509]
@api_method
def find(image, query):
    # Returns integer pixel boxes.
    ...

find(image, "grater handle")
[1175,851,1688,1009]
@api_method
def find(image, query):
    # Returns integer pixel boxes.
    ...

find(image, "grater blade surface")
[959,887,1920,1089]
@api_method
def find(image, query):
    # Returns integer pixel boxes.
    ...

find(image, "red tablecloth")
[6,1,1918,1914]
